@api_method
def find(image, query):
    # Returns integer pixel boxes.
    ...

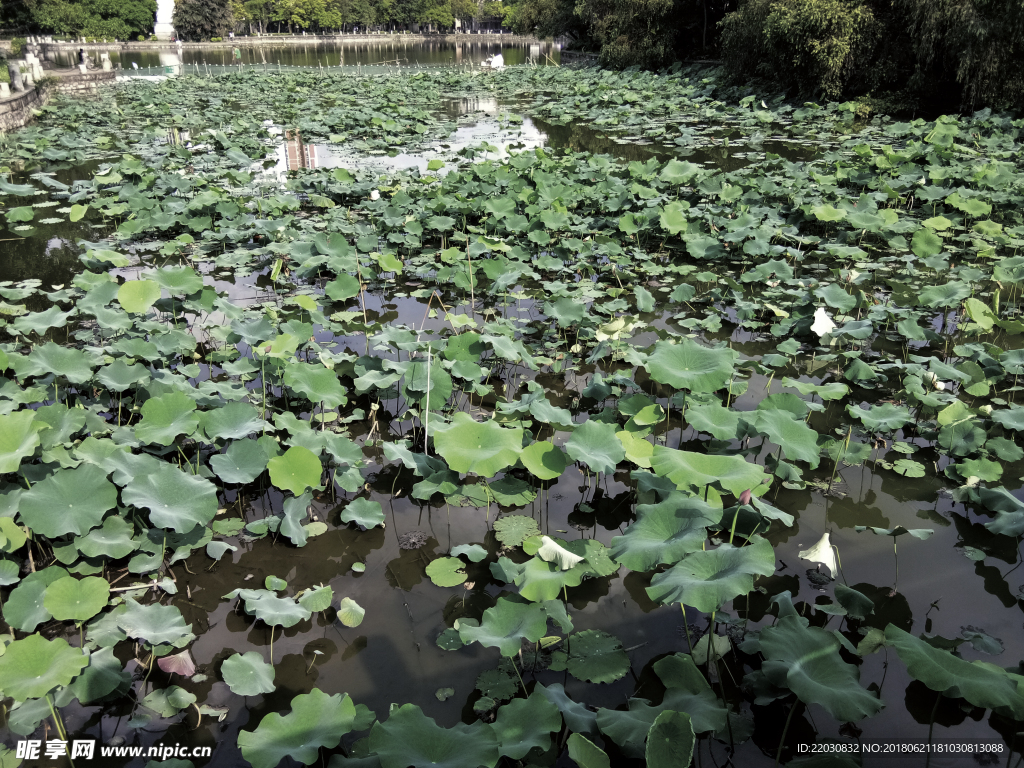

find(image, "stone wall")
[0,86,45,133]
[0,69,115,132]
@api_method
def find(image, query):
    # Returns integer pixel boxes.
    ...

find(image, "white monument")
[154,0,175,39]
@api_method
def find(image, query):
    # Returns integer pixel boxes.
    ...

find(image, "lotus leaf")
[141,685,197,717]
[646,338,736,393]
[44,575,109,622]
[69,646,130,704]
[337,596,366,627]
[239,689,374,768]
[116,597,194,647]
[646,536,775,611]
[426,557,467,587]
[123,464,218,533]
[341,498,385,528]
[536,683,598,736]
[567,733,610,768]
[210,439,269,484]
[493,515,540,547]
[489,691,561,760]
[432,412,523,477]
[4,566,68,631]
[135,391,199,446]
[369,703,498,768]
[611,494,721,571]
[0,635,88,705]
[0,411,46,473]
[520,441,568,480]
[565,420,625,475]
[515,556,584,601]
[199,402,267,441]
[884,625,1024,718]
[760,614,884,721]
[650,447,767,495]
[117,280,162,314]
[653,653,728,732]
[458,597,547,656]
[26,342,95,383]
[268,445,323,495]
[285,363,348,409]
[646,710,695,768]
[566,629,630,684]
[19,463,117,537]
[221,651,276,696]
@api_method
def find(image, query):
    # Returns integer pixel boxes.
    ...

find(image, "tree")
[576,0,678,68]
[24,0,156,39]
[173,0,234,39]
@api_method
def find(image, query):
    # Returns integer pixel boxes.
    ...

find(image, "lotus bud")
[370,189,380,201]
[739,489,752,506]
[979,405,993,415]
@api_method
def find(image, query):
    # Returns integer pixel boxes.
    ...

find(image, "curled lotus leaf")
[565,420,625,476]
[650,446,767,496]
[490,690,562,760]
[239,689,374,768]
[0,411,48,473]
[458,597,548,657]
[116,597,195,647]
[646,536,776,611]
[610,493,722,572]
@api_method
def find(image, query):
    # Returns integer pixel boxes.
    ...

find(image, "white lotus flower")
[799,532,837,576]
[369,189,380,201]
[811,307,837,338]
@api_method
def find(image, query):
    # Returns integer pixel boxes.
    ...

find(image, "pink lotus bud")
[739,489,752,506]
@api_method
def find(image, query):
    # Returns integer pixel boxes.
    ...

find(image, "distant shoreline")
[35,33,542,52]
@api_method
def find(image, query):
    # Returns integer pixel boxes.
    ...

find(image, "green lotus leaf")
[135,391,199,446]
[610,493,721,571]
[451,544,488,562]
[0,635,88,701]
[44,576,110,623]
[761,613,883,721]
[20,464,117,537]
[69,646,130,704]
[369,703,498,768]
[748,409,821,468]
[814,283,857,313]
[27,342,95,383]
[567,733,610,768]
[566,629,629,684]
[974,486,1024,537]
[221,651,276,696]
[207,541,237,561]
[493,515,540,547]
[0,516,26,555]
[231,589,312,628]
[96,359,151,393]
[426,556,467,587]
[268,445,323,495]
[12,305,75,335]
[514,556,584,602]
[847,403,913,432]
[239,689,374,768]
[652,653,728,732]
[911,228,942,258]
[646,338,736,393]
[458,597,548,656]
[152,266,203,296]
[117,280,162,314]
[650,446,767,495]
[595,699,664,758]
[812,204,846,222]
[0,558,20,586]
[336,597,365,627]
[285,363,348,409]
[210,439,270,484]
[991,405,1024,431]
[543,296,585,327]
[340,497,385,529]
[141,685,197,717]
[199,402,268,441]
[646,711,695,768]
[432,412,523,478]
[0,411,47,473]
[566,420,625,475]
[490,691,562,760]
[325,274,361,302]
[520,442,568,480]
[123,463,218,533]
[75,514,138,559]
[116,597,194,647]
[885,625,1024,718]
[4,566,69,632]
[646,536,775,611]
[919,281,971,308]
[536,683,598,737]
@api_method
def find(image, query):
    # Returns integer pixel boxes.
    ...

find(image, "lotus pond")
[0,65,1023,768]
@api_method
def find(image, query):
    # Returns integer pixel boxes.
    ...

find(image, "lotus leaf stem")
[774,699,798,767]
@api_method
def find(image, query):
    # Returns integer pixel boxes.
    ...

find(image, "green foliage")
[173,0,234,40]
[28,0,157,39]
